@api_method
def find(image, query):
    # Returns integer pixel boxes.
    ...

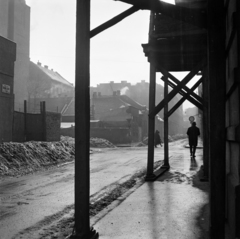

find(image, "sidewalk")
[92,144,209,238]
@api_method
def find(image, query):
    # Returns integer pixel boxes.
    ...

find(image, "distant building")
[91,81,131,96]
[28,61,74,99]
[60,90,163,142]
[0,0,30,110]
[0,36,16,143]
[28,61,74,113]
[91,80,184,136]
[91,91,163,142]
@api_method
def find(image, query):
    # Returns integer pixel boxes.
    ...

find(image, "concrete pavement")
[92,141,209,239]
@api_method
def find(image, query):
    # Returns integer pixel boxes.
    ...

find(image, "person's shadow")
[190,157,198,171]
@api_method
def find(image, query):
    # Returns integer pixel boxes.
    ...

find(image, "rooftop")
[35,61,73,87]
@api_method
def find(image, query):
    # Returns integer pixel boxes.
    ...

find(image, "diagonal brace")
[167,80,203,109]
[166,77,203,118]
[149,58,206,118]
[90,6,139,38]
[157,64,203,104]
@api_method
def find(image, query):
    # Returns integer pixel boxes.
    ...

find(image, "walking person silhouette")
[187,122,200,157]
[154,130,162,148]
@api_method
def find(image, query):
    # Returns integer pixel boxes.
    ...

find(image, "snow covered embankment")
[0,136,115,178]
[0,140,75,178]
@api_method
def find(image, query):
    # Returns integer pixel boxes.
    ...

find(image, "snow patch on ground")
[0,137,115,179]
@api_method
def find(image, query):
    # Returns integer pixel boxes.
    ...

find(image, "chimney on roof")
[121,81,127,84]
[110,81,114,84]
[141,80,145,83]
[37,61,41,66]
[44,65,48,69]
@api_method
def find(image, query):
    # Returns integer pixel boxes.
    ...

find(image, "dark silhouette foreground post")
[71,1,98,238]
[163,76,169,168]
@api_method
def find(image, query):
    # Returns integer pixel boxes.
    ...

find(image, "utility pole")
[71,0,98,238]
[163,76,170,168]
[146,12,156,181]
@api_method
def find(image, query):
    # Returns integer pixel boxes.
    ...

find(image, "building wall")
[0,1,9,37]
[0,0,30,111]
[225,1,239,237]
[8,0,30,111]
[0,36,16,143]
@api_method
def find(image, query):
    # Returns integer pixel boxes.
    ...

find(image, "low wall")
[27,113,44,141]
[46,112,61,141]
[91,127,130,144]
[12,111,61,142]
[12,112,25,142]
[60,126,131,144]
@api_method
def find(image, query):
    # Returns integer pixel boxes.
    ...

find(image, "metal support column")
[235,2,240,237]
[208,0,226,237]
[202,67,209,180]
[146,62,156,181]
[72,0,98,238]
[163,76,170,168]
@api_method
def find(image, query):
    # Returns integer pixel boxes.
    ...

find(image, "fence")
[12,101,61,142]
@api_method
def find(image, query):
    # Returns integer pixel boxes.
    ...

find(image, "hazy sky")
[25,0,196,109]
[26,0,151,87]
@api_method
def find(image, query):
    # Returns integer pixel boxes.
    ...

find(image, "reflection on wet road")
[0,139,202,238]
[190,157,198,171]
[0,146,163,238]
[94,141,207,239]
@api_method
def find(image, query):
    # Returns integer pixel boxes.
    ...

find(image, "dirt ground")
[0,136,209,238]
[26,162,163,239]
[34,160,209,239]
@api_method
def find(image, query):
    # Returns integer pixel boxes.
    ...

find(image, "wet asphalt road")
[0,139,202,238]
